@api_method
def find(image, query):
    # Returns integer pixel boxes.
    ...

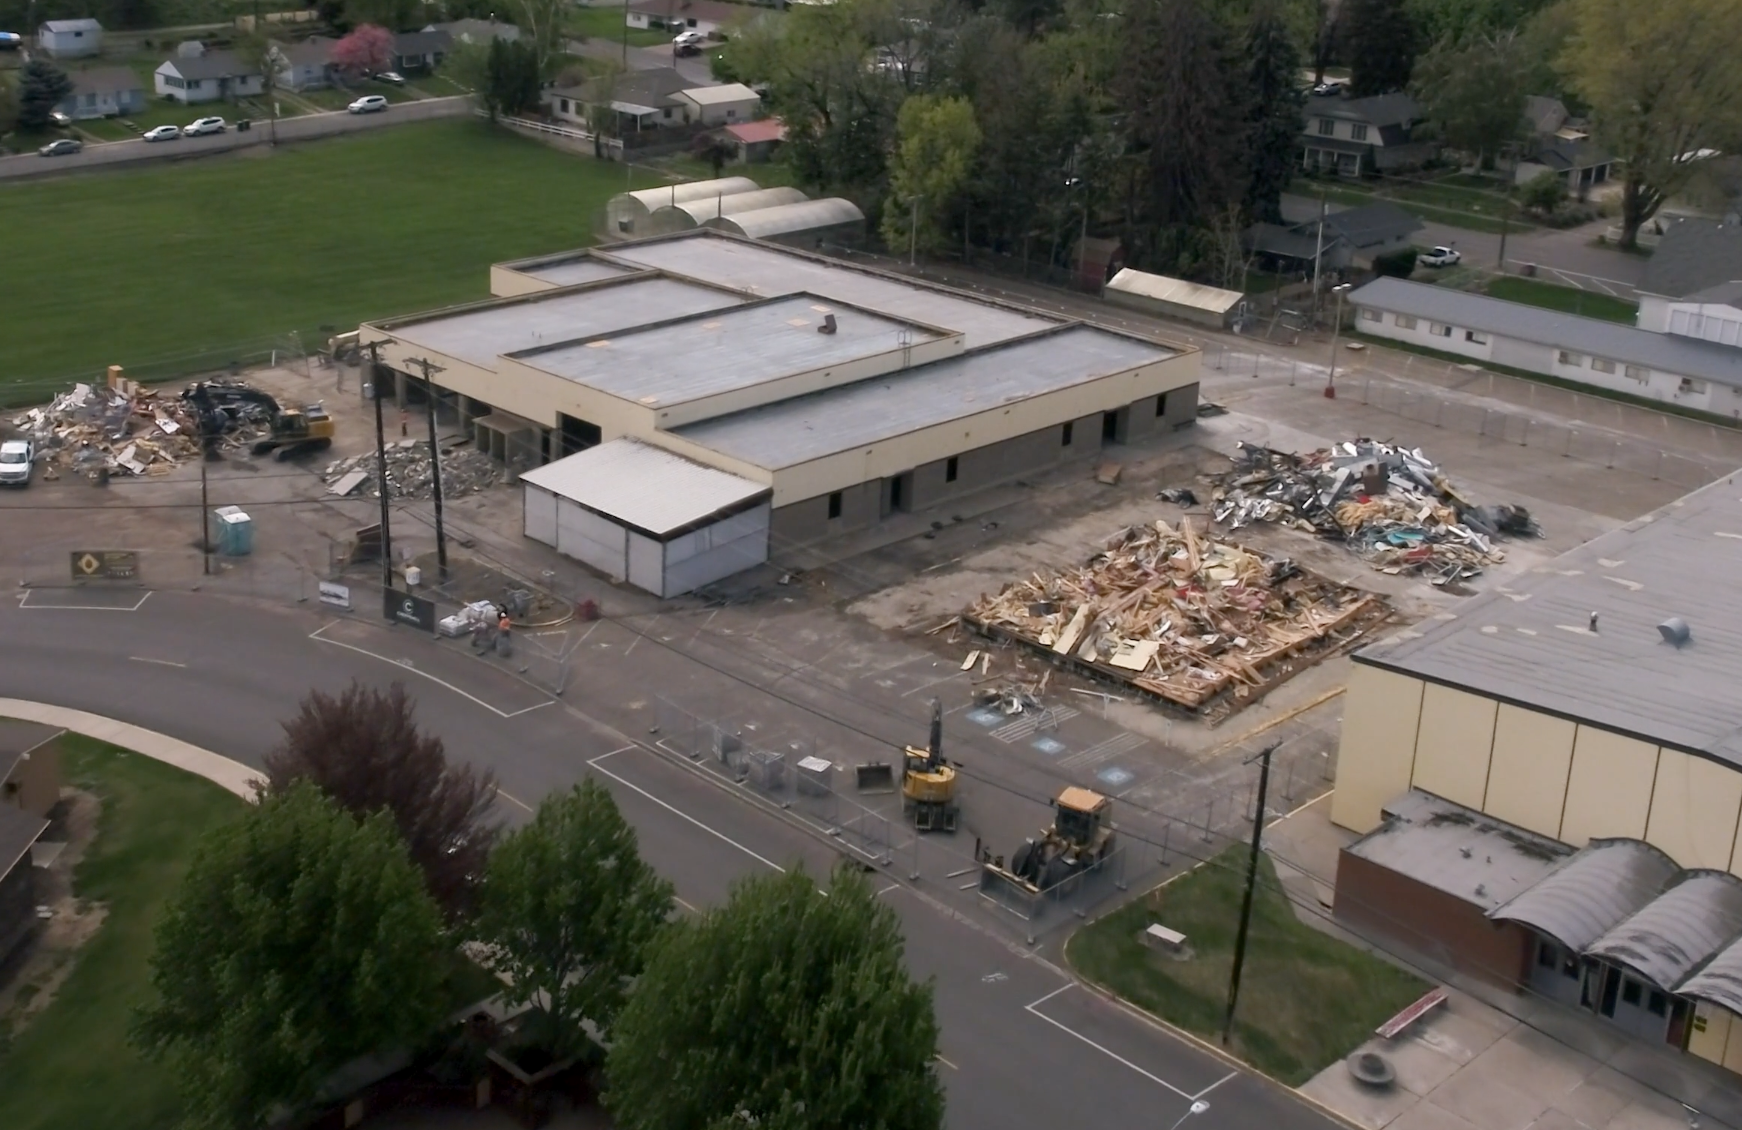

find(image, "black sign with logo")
[384,589,436,633]
[70,550,139,581]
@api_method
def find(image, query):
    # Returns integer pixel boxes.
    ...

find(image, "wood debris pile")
[963,518,1387,715]
[9,380,211,479]
[323,440,502,501]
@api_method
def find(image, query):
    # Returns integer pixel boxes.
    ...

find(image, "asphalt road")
[0,96,472,183]
[0,587,1345,1130]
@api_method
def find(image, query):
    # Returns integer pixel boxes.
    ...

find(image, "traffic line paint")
[1023,984,1195,1099]
[588,747,786,873]
[18,590,153,612]
[934,1053,959,1070]
[307,622,552,720]
[128,655,186,668]
[497,789,534,813]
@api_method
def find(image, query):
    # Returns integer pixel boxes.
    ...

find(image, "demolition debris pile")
[963,519,1387,716]
[324,440,502,501]
[1206,440,1540,582]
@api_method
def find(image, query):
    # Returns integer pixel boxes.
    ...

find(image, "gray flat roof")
[1348,790,1571,911]
[388,277,744,368]
[1356,475,1742,766]
[517,258,637,287]
[512,294,944,407]
[674,325,1173,470]
[599,235,1060,348]
[519,438,768,538]
[1350,277,1742,386]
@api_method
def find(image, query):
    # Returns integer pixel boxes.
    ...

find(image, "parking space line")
[1023,984,1193,1099]
[497,789,533,813]
[308,622,553,720]
[588,747,787,873]
[1192,1071,1238,1101]
[19,589,153,612]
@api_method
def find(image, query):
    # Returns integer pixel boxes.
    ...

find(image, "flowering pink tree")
[331,24,395,78]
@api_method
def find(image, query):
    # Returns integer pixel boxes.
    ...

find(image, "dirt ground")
[0,790,107,1043]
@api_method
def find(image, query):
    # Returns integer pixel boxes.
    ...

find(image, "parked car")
[372,70,405,85]
[184,116,227,136]
[672,29,707,47]
[1417,245,1463,268]
[49,110,72,128]
[142,125,181,142]
[38,138,82,157]
[0,439,34,487]
[0,31,23,50]
[348,95,389,114]
[1311,80,1344,96]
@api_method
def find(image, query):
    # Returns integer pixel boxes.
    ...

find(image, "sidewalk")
[0,697,258,798]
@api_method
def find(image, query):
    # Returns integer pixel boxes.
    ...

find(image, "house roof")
[576,66,692,108]
[393,28,452,56]
[520,438,769,540]
[1105,268,1245,315]
[1679,934,1742,1015]
[1522,95,1567,135]
[0,720,62,784]
[1304,91,1420,128]
[723,117,786,144]
[275,36,333,66]
[43,18,101,32]
[160,49,259,81]
[1349,276,1742,386]
[1532,136,1612,173]
[1585,871,1742,992]
[1314,201,1423,249]
[71,65,141,95]
[431,18,518,42]
[680,82,759,107]
[628,0,747,23]
[0,802,48,883]
[1244,221,1337,261]
[1640,217,1742,299]
[1346,790,1573,912]
[1489,840,1680,952]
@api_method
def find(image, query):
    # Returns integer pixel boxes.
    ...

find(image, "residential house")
[1,720,62,820]
[626,0,744,35]
[0,803,49,967]
[1636,216,1742,341]
[1513,136,1613,197]
[677,82,759,126]
[722,117,785,163]
[1300,91,1431,176]
[1244,201,1423,275]
[429,18,519,44]
[550,66,692,132]
[273,36,336,92]
[1521,95,1573,140]
[57,66,145,120]
[1349,276,1742,416]
[393,28,452,72]
[38,17,102,58]
[156,43,265,104]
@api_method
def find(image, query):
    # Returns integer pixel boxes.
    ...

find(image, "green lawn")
[1301,176,1531,235]
[1485,276,1639,324]
[3,118,659,394]
[568,3,673,47]
[1067,850,1428,1085]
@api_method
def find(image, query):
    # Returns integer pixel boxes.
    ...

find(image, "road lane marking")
[128,656,186,668]
[308,623,552,719]
[588,747,787,873]
[497,789,533,813]
[877,882,900,896]
[1192,1072,1237,1101]
[935,1053,958,1070]
[1023,984,1194,1099]
[674,895,698,914]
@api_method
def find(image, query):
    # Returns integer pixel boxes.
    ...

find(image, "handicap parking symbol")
[1096,766,1135,789]
[966,708,1005,727]
[1031,736,1066,757]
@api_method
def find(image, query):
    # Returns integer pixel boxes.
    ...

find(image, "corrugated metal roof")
[681,82,759,106]
[519,439,768,538]
[1106,269,1245,315]
[674,325,1173,469]
[1356,476,1742,766]
[708,198,865,240]
[1586,871,1742,990]
[1348,277,1742,386]
[616,177,761,214]
[1679,934,1742,1014]
[1346,790,1572,910]
[1641,217,1742,299]
[1488,839,1679,951]
[652,187,808,232]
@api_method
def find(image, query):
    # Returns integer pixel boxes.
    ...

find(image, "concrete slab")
[1464,1025,1598,1102]
[1427,1065,1551,1130]
[1373,1035,1464,1096]
[1525,1108,1596,1130]
[1410,999,1515,1067]
[1389,1101,1484,1130]
[1300,1069,1423,1129]
[1604,1097,1695,1130]
[1552,1070,1640,1129]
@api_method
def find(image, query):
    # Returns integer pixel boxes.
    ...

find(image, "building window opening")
[1061,421,1073,447]
[1537,942,1556,969]
[1102,410,1118,441]
[827,491,842,520]
[1156,393,1168,418]
[1647,991,1667,1017]
[945,456,958,483]
[1621,978,1642,1007]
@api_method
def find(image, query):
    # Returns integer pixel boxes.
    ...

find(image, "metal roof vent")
[1658,617,1692,647]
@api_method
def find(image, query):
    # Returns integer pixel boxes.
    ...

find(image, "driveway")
[0,95,472,182]
[566,34,716,86]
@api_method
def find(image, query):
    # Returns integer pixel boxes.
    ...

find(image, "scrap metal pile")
[1207,440,1540,582]
[963,518,1387,715]
[323,440,501,502]
[7,379,266,479]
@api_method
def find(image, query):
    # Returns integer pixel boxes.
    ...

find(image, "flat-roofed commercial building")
[361,231,1200,593]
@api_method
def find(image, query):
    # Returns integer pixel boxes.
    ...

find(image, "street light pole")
[1222,742,1280,1046]
[1325,282,1353,399]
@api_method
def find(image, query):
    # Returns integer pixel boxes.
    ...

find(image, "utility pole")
[1325,282,1352,399]
[1222,740,1281,1047]
[406,357,450,583]
[364,342,395,593]
[1310,189,1327,321]
[1497,194,1512,273]
[909,194,922,267]
[198,405,213,575]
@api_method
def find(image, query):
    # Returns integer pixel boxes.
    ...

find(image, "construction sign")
[384,589,436,633]
[70,551,139,581]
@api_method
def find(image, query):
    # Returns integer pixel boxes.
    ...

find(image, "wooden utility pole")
[364,342,395,593]
[1222,741,1281,1046]
[405,357,450,583]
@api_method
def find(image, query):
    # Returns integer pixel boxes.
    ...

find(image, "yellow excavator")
[902,699,959,833]
[981,787,1116,895]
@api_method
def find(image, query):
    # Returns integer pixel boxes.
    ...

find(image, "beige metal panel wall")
[1330,665,1425,833]
[370,338,560,429]
[1729,1011,1742,1073]
[1688,1002,1732,1065]
[1409,684,1497,810]
[489,265,559,297]
[1483,705,1577,838]
[1560,728,1658,846]
[1645,749,1742,870]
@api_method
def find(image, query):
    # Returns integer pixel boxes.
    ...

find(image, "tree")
[477,780,673,1057]
[259,681,498,919]
[1519,169,1566,213]
[330,23,396,78]
[606,865,944,1130]
[0,77,19,137]
[18,59,73,132]
[236,30,283,146]
[133,782,449,1130]
[1559,0,1742,248]
[692,130,738,177]
[509,0,571,83]
[1342,0,1417,95]
[481,35,542,118]
[883,94,982,257]
[1411,31,1529,168]
[1244,0,1305,223]
[344,0,418,32]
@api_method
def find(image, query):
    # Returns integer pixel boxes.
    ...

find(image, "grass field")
[1485,276,1639,323]
[1067,851,1427,1085]
[3,118,658,394]
[568,3,673,47]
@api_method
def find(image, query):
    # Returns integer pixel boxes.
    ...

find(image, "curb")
[0,698,260,800]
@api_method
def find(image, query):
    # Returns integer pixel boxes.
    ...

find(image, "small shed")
[648,186,807,234]
[704,197,866,249]
[723,117,786,163]
[605,176,762,237]
[678,82,761,126]
[39,18,102,58]
[1103,268,1248,330]
[520,439,771,598]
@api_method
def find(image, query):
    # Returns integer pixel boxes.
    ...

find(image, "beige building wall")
[1484,706,1577,838]
[1560,729,1657,845]
[1329,666,1423,832]
[1688,1002,1731,1065]
[489,264,561,297]
[1410,684,1496,810]
[1645,749,1742,871]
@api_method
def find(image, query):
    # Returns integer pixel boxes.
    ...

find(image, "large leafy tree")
[1411,31,1530,168]
[477,780,673,1057]
[482,35,543,117]
[1559,0,1742,248]
[883,94,983,256]
[1244,0,1304,223]
[1343,0,1418,96]
[133,782,449,1130]
[344,0,418,33]
[606,865,944,1130]
[18,59,73,132]
[330,24,396,77]
[259,681,499,919]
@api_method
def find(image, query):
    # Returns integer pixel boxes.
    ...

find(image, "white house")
[626,0,743,34]
[155,48,265,105]
[57,66,145,119]
[272,36,335,91]
[1349,276,1742,417]
[1301,91,1433,177]
[678,82,759,126]
[38,18,102,58]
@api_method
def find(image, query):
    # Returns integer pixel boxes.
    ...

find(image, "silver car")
[0,438,33,486]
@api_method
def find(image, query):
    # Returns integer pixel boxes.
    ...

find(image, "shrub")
[1372,245,1421,278]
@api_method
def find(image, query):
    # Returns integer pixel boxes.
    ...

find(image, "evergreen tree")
[1244,0,1304,223]
[18,59,73,132]
[1343,0,1417,96]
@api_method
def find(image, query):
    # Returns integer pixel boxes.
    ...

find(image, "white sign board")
[318,581,352,609]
